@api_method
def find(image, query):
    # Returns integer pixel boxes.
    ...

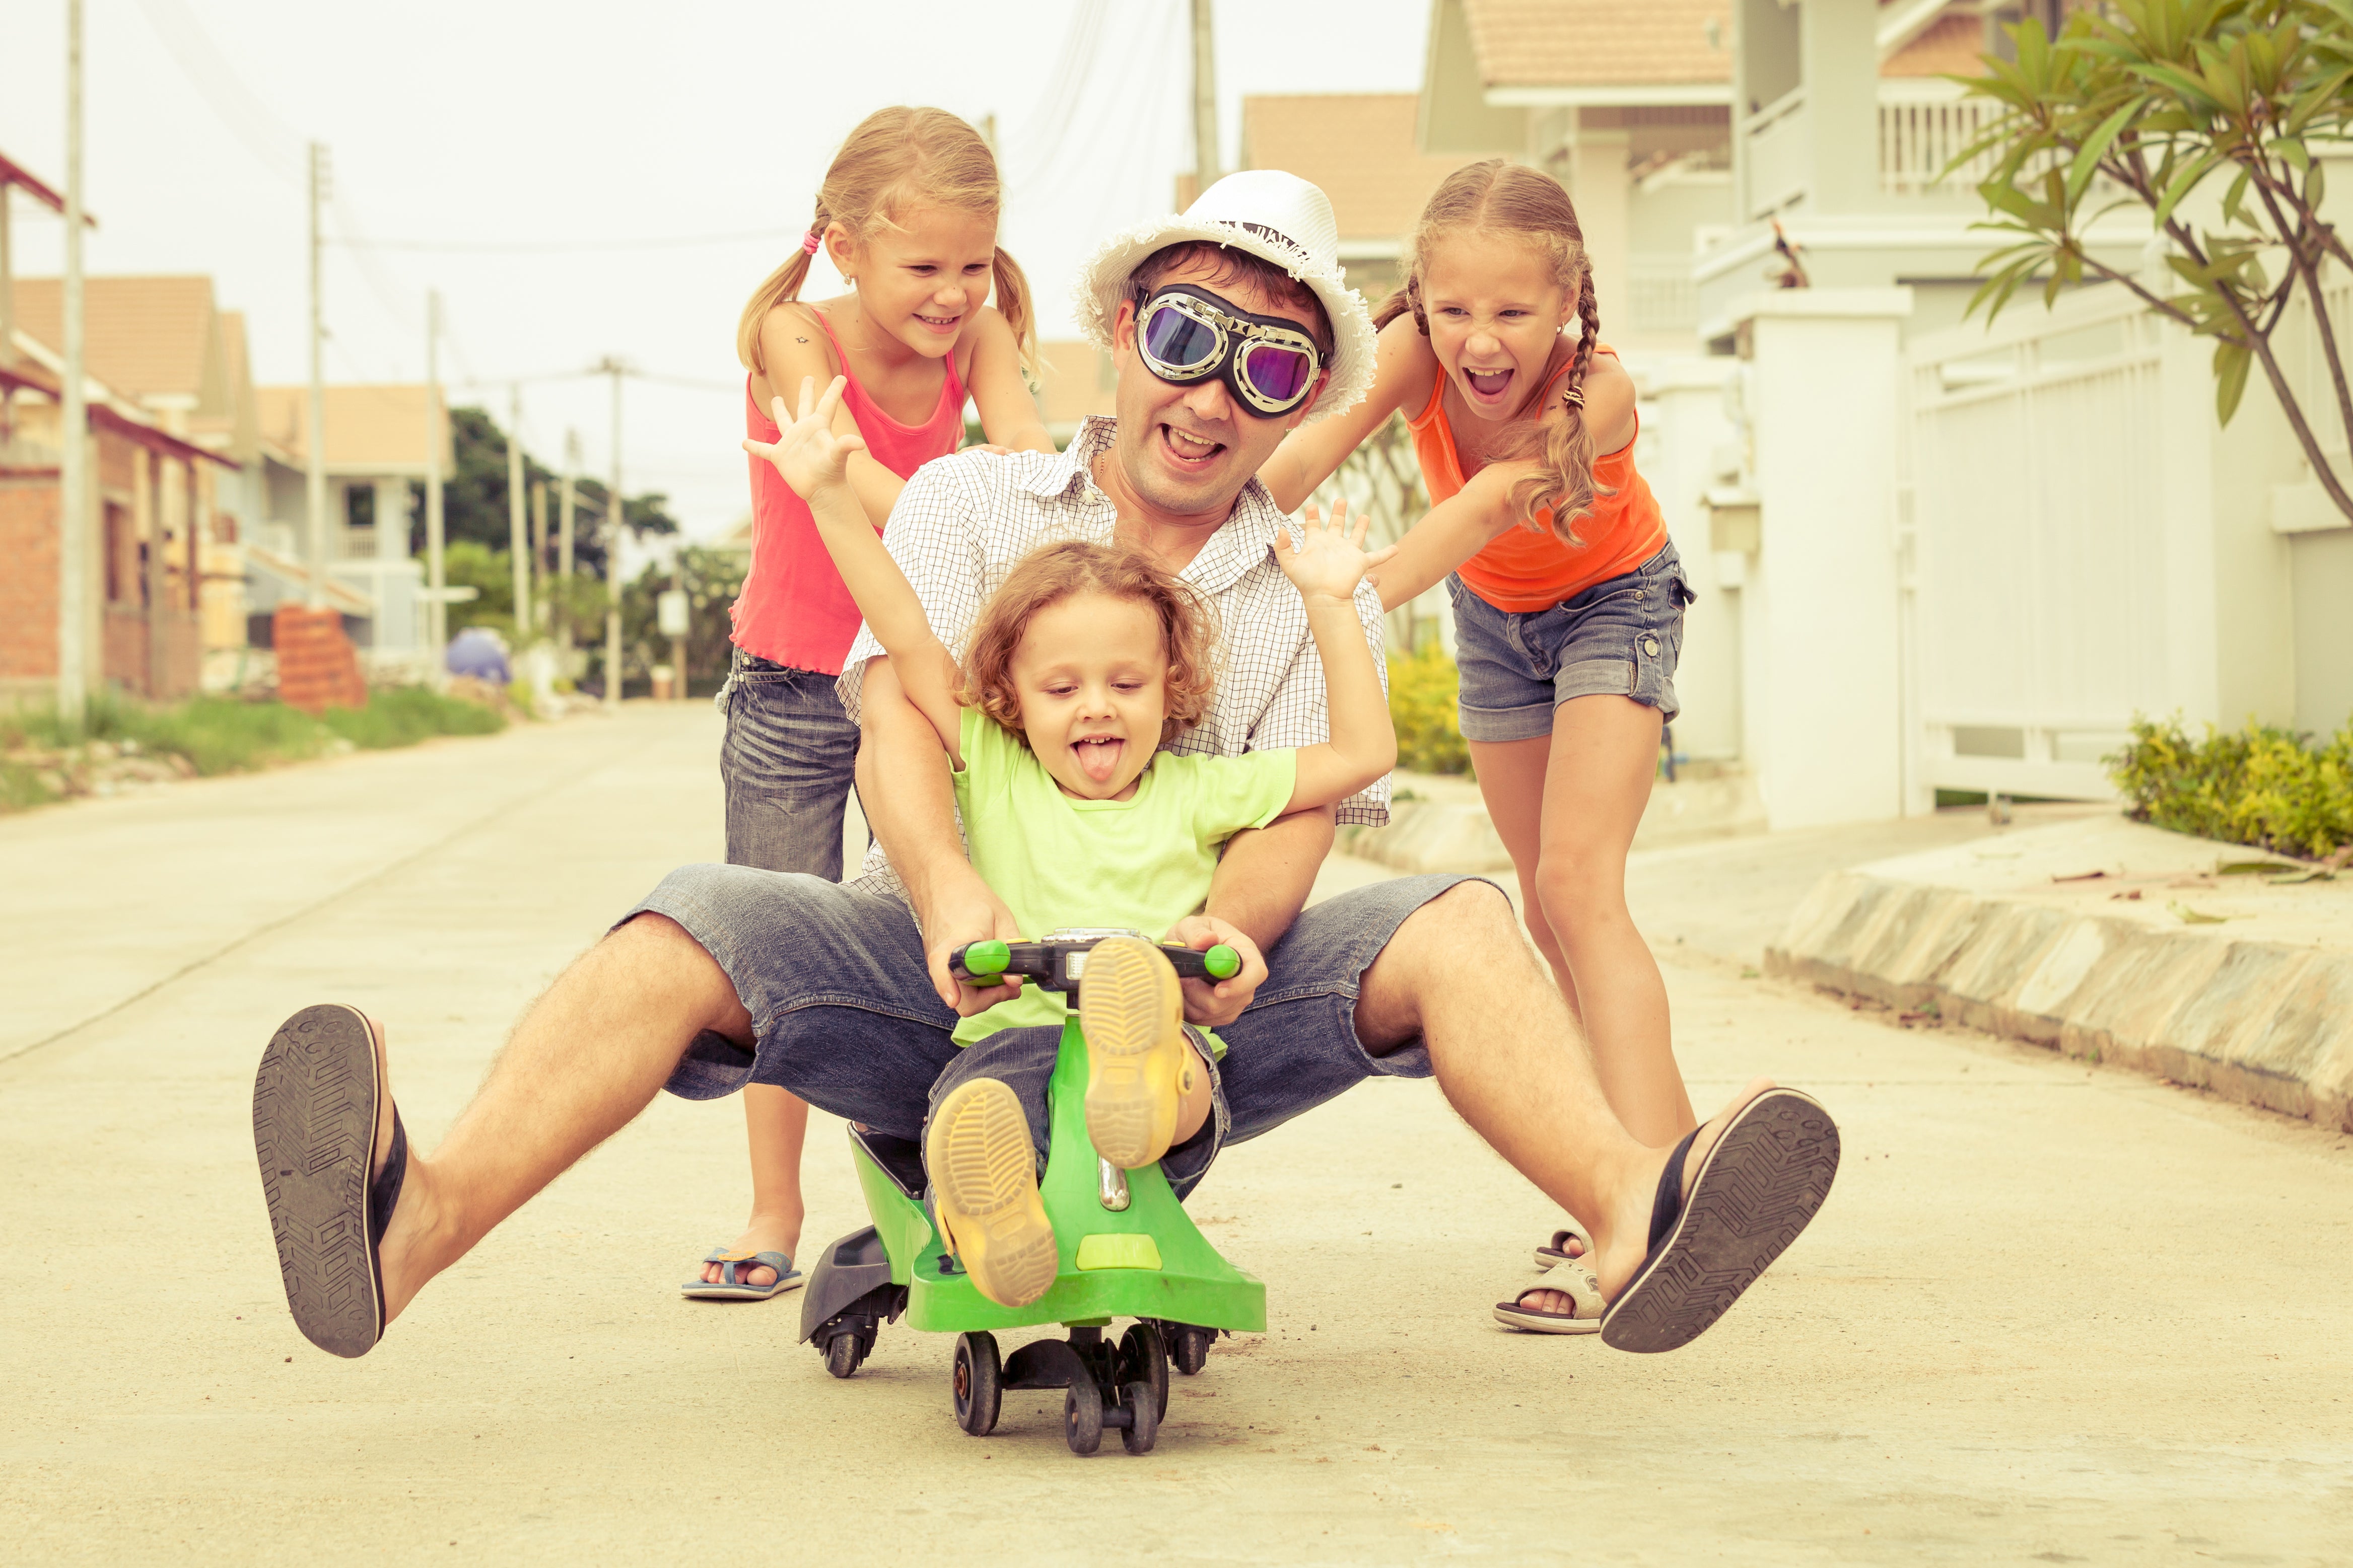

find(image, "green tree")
[1957,1,2353,521]
[404,404,679,581]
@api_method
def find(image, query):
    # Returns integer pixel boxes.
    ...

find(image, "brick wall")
[0,479,62,683]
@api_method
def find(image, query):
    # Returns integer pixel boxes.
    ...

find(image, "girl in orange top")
[1265,161,1695,1324]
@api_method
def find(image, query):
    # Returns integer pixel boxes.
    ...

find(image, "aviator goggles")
[1133,285,1324,418]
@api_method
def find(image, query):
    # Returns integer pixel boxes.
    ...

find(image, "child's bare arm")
[1272,501,1398,810]
[962,310,1058,455]
[743,376,965,760]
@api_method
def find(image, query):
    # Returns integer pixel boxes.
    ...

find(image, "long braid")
[1505,263,1608,546]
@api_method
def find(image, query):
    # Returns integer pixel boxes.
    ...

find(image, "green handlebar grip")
[1204,944,1241,980]
[962,939,1011,978]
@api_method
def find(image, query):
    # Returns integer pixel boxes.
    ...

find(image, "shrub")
[1388,644,1471,776]
[2110,715,2353,859]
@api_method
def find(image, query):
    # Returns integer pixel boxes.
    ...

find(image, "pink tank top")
[730,309,966,673]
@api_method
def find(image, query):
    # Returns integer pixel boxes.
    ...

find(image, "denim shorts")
[620,867,1487,1197]
[1447,541,1695,742]
[717,650,861,878]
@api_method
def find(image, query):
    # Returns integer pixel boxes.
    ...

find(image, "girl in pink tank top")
[685,108,1057,1304]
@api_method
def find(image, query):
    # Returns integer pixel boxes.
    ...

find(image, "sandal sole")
[927,1078,1058,1309]
[252,1004,386,1359]
[1076,938,1187,1170]
[1600,1088,1840,1355]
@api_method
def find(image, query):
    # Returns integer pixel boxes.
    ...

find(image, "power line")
[330,229,802,256]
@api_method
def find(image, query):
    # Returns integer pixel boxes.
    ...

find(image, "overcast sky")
[1,0,1431,540]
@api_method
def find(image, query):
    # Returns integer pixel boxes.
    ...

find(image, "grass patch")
[1,685,508,812]
[322,686,505,750]
[2112,715,2353,859]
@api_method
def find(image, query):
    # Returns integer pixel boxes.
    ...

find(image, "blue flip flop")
[681,1246,804,1301]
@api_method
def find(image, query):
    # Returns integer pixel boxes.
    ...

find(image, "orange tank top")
[1406,346,1666,613]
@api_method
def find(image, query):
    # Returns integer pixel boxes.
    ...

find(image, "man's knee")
[606,912,751,1039]
[1354,879,1520,1044]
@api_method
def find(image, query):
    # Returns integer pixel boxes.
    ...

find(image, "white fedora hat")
[1072,169,1376,422]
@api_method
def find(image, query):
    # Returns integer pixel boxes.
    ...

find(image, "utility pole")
[529,477,547,629]
[559,429,577,582]
[607,364,623,709]
[1190,0,1219,196]
[56,0,87,725]
[305,141,329,609]
[424,290,446,674]
[507,383,529,642]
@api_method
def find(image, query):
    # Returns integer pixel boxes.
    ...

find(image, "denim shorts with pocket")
[1447,541,1695,742]
[717,650,862,878]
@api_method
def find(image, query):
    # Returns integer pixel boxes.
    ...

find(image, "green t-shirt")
[948,706,1296,1048]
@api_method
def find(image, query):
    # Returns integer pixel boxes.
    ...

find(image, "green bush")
[1388,644,1471,776]
[2110,715,2353,859]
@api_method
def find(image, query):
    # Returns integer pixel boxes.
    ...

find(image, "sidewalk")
[1769,814,2353,1131]
[4,711,2348,1563]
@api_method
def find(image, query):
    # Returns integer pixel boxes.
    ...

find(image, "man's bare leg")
[1351,881,1773,1306]
[372,913,749,1324]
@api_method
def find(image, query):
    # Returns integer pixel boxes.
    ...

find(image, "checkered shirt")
[837,415,1392,899]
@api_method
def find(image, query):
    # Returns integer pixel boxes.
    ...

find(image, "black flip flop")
[252,1004,408,1359]
[1599,1087,1840,1354]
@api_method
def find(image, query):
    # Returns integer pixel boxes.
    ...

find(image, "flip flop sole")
[1491,1303,1603,1334]
[1600,1088,1840,1355]
[253,1004,385,1359]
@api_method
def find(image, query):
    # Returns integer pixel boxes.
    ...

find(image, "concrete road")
[3,705,2348,1565]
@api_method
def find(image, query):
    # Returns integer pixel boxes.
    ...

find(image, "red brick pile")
[272,604,367,715]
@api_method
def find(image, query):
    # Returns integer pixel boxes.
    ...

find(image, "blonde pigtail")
[991,245,1040,384]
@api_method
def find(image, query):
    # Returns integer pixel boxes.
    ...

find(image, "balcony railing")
[1741,81,2011,217]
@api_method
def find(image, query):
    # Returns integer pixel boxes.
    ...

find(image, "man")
[251,173,1836,1364]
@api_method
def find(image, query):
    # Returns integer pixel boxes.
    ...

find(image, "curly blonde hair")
[960,541,1218,750]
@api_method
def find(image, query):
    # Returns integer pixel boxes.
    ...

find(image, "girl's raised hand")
[1275,499,1399,605]
[741,376,868,501]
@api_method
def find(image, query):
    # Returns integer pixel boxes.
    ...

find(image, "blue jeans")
[621,868,1487,1198]
[1447,542,1695,742]
[719,652,861,878]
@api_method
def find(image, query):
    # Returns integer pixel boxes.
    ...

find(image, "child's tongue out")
[1074,734,1124,783]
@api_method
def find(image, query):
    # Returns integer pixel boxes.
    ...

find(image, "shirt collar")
[1031,416,1288,593]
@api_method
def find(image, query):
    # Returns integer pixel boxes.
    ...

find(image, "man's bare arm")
[856,655,1026,1014]
[1167,804,1336,1028]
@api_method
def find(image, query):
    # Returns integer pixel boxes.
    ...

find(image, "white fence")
[1878,84,2004,197]
[1898,287,2176,804]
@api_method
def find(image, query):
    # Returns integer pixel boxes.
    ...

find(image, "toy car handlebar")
[950,936,1242,992]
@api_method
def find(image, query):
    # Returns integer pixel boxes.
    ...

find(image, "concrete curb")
[1339,769,1768,876]
[1766,869,2353,1132]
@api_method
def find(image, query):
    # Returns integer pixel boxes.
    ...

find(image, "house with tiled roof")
[1412,0,2141,348]
[1233,93,1488,304]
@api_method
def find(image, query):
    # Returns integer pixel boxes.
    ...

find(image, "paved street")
[4,704,2348,1565]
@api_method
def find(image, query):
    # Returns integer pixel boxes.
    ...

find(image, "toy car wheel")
[952,1331,1002,1437]
[1064,1379,1104,1456]
[823,1330,864,1380]
[1119,1381,1159,1455]
[1119,1322,1169,1422]
[1171,1326,1211,1376]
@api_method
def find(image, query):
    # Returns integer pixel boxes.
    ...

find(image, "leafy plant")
[1388,644,1472,775]
[2110,712,2353,855]
[1955,0,2353,521]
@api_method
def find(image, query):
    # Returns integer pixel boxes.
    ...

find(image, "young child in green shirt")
[747,376,1397,1307]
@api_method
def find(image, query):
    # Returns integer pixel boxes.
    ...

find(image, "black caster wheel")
[1064,1379,1104,1456]
[823,1330,865,1379]
[1120,1322,1169,1421]
[1171,1326,1211,1376]
[952,1331,1001,1437]
[1119,1380,1159,1454]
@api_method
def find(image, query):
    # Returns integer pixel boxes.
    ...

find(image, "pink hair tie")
[800,228,822,255]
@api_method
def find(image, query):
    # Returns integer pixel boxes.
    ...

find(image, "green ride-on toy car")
[797,929,1263,1457]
